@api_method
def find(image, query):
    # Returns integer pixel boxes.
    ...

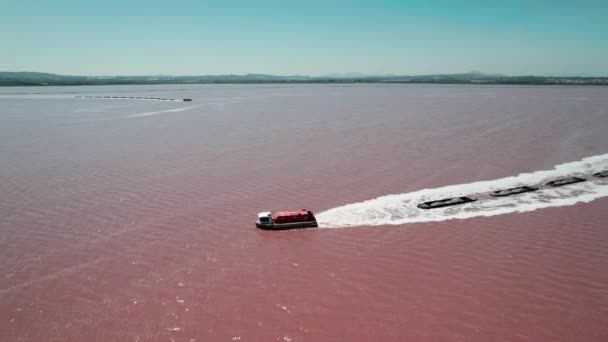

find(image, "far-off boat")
[256,209,318,230]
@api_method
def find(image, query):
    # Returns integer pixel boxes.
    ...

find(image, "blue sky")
[1,0,607,76]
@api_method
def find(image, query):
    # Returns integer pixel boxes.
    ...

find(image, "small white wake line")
[123,98,247,118]
[124,105,205,118]
[316,154,608,228]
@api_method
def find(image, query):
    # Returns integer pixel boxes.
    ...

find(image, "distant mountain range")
[1,71,606,86]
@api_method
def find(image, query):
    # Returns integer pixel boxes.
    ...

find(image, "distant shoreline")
[1,72,607,86]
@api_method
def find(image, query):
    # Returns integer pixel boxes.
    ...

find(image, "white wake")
[124,105,204,118]
[317,154,608,228]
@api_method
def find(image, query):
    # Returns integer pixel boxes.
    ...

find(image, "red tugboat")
[256,209,318,230]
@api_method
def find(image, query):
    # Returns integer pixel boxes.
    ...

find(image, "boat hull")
[417,196,477,209]
[594,170,608,178]
[256,221,318,230]
[489,186,539,197]
[545,176,586,187]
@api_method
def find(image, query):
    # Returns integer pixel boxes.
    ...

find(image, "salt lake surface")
[1,84,608,341]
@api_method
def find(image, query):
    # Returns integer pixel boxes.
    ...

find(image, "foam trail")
[124,105,203,118]
[317,154,608,228]
[123,98,245,118]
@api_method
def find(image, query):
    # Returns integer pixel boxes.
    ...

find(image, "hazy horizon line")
[3,70,608,78]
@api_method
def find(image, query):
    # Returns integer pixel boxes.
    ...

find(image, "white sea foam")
[123,97,250,118]
[317,154,608,228]
[125,105,203,118]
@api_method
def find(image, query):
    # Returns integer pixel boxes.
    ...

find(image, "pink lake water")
[1,84,608,341]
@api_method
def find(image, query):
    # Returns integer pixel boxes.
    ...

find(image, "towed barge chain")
[255,171,608,229]
[417,171,608,210]
[75,95,192,101]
